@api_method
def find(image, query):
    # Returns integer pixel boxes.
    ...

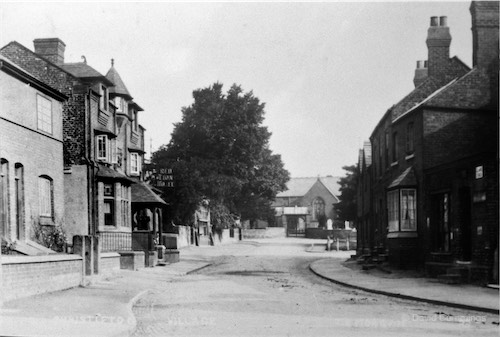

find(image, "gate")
[286,215,305,237]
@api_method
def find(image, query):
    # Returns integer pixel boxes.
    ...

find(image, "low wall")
[213,228,241,245]
[242,227,285,239]
[1,254,83,301]
[119,251,145,271]
[305,228,357,240]
[100,252,121,278]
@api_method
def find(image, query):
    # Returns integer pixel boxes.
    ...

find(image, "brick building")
[0,55,66,252]
[356,1,498,284]
[273,176,340,236]
[0,38,165,271]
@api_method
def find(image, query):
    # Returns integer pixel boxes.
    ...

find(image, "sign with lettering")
[148,168,174,188]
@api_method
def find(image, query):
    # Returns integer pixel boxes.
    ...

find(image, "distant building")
[273,176,340,236]
[0,55,66,253]
[357,1,498,284]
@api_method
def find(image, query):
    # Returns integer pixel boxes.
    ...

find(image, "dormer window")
[99,85,108,111]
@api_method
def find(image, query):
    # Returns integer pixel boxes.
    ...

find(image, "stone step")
[437,273,462,285]
[362,264,377,271]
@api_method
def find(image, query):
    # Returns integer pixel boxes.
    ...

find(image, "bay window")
[387,188,417,232]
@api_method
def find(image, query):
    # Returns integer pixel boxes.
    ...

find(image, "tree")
[335,165,359,225]
[151,83,289,226]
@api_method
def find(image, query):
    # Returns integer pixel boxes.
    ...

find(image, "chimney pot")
[430,16,439,27]
[440,16,447,27]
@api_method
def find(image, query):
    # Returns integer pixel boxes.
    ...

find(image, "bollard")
[336,238,339,252]
[346,239,349,251]
[327,236,331,251]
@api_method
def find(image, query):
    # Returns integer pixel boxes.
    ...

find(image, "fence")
[100,231,132,252]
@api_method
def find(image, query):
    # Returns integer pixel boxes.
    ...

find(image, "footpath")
[310,257,499,315]
[0,257,212,337]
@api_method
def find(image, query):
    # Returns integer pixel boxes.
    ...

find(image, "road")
[132,240,499,337]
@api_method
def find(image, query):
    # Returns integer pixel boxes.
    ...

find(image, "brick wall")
[0,42,88,167]
[0,70,65,240]
[2,255,82,301]
[423,109,496,169]
[99,252,120,278]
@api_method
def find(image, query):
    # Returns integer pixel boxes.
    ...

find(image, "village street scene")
[0,1,499,337]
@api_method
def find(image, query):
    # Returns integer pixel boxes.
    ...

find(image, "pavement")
[0,258,212,337]
[310,257,500,315]
[0,238,498,337]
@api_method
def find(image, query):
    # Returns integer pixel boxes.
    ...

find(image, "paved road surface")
[132,241,499,337]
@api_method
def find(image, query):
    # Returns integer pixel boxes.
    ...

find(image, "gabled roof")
[106,64,132,100]
[0,55,67,102]
[61,63,114,86]
[277,176,341,198]
[390,56,471,122]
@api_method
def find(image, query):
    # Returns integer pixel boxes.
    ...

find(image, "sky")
[0,1,473,177]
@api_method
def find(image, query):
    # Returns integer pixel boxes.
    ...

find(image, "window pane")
[37,95,52,134]
[387,190,399,232]
[401,189,417,231]
[39,177,52,217]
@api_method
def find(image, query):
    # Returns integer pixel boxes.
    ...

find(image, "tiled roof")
[94,124,117,138]
[106,65,132,100]
[424,68,496,110]
[388,166,417,189]
[391,77,446,121]
[129,101,144,112]
[131,180,167,205]
[61,63,114,86]
[95,164,134,183]
[390,57,471,121]
[277,176,341,198]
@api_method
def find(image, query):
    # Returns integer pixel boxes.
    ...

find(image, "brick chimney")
[470,1,499,70]
[413,60,428,87]
[426,16,451,78]
[33,38,66,65]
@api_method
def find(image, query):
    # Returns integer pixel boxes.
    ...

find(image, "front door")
[431,193,451,252]
[458,187,472,261]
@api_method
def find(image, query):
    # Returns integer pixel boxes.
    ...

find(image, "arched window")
[15,163,24,239]
[1,159,9,237]
[39,175,53,218]
[312,197,325,221]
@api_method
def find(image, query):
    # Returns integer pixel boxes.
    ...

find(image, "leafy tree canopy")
[335,164,359,224]
[151,83,289,226]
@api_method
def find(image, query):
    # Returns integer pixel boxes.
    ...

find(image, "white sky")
[0,1,473,177]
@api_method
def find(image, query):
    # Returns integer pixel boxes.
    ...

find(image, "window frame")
[38,175,53,218]
[130,152,140,175]
[37,94,53,134]
[387,188,417,232]
[96,135,108,161]
[312,197,325,221]
[1,159,9,237]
